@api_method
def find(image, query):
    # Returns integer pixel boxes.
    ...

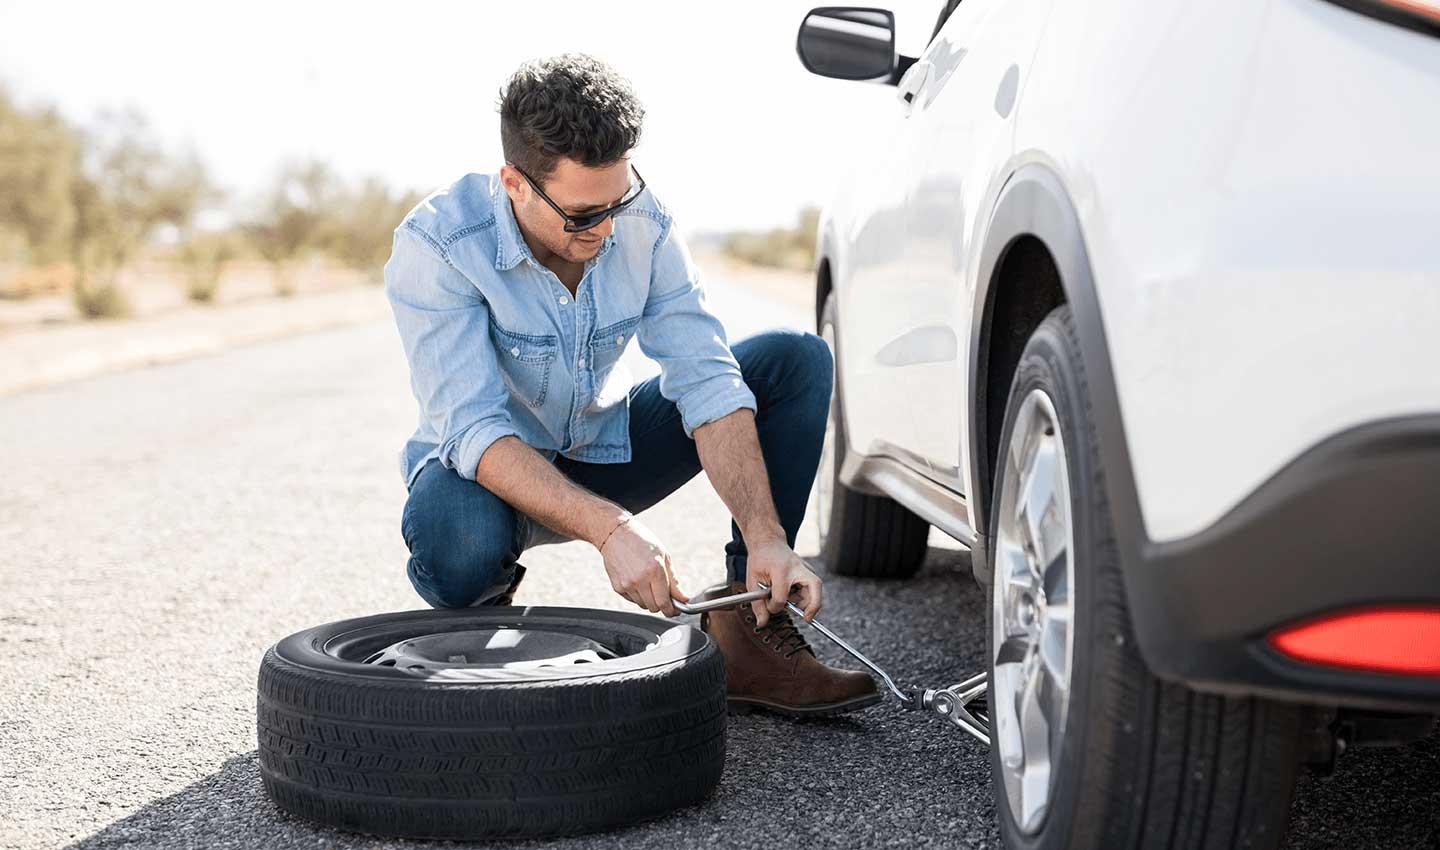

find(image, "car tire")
[257,606,726,840]
[815,292,930,579]
[987,305,1302,850]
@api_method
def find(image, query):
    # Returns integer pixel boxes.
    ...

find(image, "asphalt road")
[2,270,1436,850]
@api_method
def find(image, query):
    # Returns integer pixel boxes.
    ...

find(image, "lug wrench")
[673,582,990,746]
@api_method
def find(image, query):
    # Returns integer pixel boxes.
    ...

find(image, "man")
[383,53,879,717]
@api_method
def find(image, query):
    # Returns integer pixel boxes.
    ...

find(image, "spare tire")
[257,606,726,839]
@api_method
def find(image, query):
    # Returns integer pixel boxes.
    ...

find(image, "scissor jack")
[674,583,991,746]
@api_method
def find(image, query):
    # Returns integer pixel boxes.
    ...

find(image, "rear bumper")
[1127,415,1440,713]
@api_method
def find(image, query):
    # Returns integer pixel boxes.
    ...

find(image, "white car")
[796,2,1440,848]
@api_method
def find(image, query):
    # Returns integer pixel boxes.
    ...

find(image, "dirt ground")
[0,258,372,335]
[0,251,806,335]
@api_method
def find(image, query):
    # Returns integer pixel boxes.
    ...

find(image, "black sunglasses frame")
[511,162,646,233]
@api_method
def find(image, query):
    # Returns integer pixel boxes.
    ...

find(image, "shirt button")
[510,346,520,357]
[616,334,625,344]
[559,295,569,305]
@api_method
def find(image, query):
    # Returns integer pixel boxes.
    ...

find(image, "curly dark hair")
[497,53,645,184]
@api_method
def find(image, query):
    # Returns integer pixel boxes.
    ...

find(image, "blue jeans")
[400,328,834,608]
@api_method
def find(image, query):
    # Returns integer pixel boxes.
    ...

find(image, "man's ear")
[499,165,526,204]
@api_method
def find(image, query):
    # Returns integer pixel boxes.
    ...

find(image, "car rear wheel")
[988,304,1302,850]
[815,292,929,578]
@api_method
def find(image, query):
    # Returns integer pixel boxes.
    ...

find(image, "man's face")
[501,156,633,266]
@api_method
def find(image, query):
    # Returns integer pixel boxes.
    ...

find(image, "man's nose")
[589,215,615,240]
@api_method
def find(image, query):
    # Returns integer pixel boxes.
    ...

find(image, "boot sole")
[726,691,884,719]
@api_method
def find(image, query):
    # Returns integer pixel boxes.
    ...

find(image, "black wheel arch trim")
[971,164,1440,712]
[968,163,1148,590]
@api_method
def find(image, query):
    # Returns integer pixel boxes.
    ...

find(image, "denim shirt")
[383,171,757,488]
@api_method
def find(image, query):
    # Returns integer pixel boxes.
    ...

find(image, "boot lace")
[742,606,813,658]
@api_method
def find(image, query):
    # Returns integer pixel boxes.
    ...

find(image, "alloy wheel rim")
[992,388,1075,834]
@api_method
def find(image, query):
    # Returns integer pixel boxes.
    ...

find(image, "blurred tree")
[244,160,337,296]
[2,89,428,314]
[67,110,210,317]
[0,88,83,269]
[796,205,820,257]
[179,230,238,303]
[67,166,129,317]
[159,154,235,303]
[328,177,421,283]
[155,151,220,233]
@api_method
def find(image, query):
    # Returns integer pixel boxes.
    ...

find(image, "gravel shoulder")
[0,285,390,396]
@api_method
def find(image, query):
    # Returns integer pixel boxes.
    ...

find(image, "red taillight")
[1384,0,1440,23]
[1323,0,1440,36]
[1268,607,1440,676]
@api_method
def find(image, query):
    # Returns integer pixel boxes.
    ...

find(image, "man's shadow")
[65,545,1440,850]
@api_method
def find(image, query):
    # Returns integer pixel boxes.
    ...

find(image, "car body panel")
[1016,0,1440,542]
[828,100,922,460]
[900,0,1054,493]
[813,0,1440,707]
[831,0,1440,543]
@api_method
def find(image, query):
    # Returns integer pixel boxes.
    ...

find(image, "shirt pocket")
[590,315,642,380]
[489,319,558,408]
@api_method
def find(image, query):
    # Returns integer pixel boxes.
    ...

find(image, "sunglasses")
[511,162,646,233]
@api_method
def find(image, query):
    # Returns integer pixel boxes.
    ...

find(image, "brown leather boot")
[699,582,881,717]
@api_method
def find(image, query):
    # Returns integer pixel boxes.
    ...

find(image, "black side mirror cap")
[796,6,899,83]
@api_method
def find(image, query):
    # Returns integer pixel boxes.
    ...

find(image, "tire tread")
[256,639,727,839]
[992,306,1300,850]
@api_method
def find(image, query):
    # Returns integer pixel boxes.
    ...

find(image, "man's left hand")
[744,537,822,626]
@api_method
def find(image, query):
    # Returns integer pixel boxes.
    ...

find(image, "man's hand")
[599,516,689,617]
[744,536,822,626]
[691,409,819,626]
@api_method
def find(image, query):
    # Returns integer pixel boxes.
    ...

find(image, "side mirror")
[795,6,897,83]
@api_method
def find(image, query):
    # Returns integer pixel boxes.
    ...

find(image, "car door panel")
[833,55,930,459]
[896,0,1058,497]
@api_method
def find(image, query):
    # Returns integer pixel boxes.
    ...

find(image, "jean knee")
[795,329,834,389]
[402,480,517,608]
[769,329,833,412]
[743,328,833,392]
[407,552,512,608]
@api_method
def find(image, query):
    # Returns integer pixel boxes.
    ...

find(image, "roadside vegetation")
[0,88,420,320]
[3,84,815,324]
[719,206,820,272]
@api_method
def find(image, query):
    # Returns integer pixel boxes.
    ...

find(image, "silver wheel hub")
[363,628,622,674]
[992,388,1075,834]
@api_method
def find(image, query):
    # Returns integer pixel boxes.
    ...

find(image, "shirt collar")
[491,174,617,272]
[493,178,531,271]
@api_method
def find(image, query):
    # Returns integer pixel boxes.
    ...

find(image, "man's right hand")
[598,516,688,617]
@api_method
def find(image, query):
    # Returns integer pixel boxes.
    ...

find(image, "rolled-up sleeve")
[636,216,758,438]
[384,225,519,482]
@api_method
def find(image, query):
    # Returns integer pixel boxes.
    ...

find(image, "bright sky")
[0,0,943,234]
